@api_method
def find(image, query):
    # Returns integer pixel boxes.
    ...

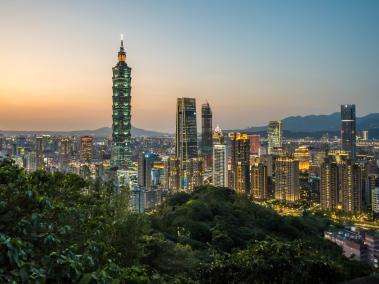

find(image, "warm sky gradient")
[0,0,378,132]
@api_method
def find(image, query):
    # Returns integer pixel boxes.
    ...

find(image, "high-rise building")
[251,163,268,199]
[182,158,204,191]
[201,102,213,155]
[341,104,356,158]
[111,36,132,169]
[163,157,180,192]
[138,152,158,191]
[212,125,228,187]
[176,98,198,163]
[59,138,71,169]
[340,161,362,213]
[275,157,300,202]
[372,178,379,219]
[35,136,44,170]
[229,133,250,193]
[320,157,339,210]
[267,120,283,155]
[320,151,362,213]
[249,134,261,156]
[80,136,93,163]
[176,97,198,188]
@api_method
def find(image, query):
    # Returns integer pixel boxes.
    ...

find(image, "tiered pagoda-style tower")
[111,36,132,169]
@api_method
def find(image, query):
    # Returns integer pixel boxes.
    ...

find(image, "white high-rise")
[212,125,228,187]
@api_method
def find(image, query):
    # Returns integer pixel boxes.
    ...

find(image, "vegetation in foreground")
[0,159,375,283]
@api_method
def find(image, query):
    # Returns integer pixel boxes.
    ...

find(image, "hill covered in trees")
[0,159,375,283]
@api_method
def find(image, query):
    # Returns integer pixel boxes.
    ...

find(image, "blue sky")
[0,0,378,131]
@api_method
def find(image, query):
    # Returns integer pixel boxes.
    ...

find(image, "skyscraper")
[251,162,268,199]
[341,104,356,158]
[275,157,300,202]
[35,136,44,170]
[201,102,213,155]
[212,125,228,187]
[176,97,198,188]
[320,157,339,210]
[163,156,180,192]
[80,136,93,163]
[229,132,250,193]
[111,36,132,169]
[267,120,283,155]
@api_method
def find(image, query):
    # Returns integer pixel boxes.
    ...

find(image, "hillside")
[0,159,374,282]
[0,126,167,137]
[241,112,379,133]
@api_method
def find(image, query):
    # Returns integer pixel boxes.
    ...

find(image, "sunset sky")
[0,0,378,132]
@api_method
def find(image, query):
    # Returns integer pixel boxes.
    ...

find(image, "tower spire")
[118,34,126,62]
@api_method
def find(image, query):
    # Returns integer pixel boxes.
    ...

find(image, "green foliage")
[0,160,375,283]
[0,159,149,283]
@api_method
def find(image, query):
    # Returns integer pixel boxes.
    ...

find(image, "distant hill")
[229,112,379,137]
[0,126,167,137]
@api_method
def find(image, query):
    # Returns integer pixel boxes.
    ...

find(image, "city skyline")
[1,0,379,132]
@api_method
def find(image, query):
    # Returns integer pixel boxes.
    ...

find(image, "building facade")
[111,37,132,169]
[267,120,283,155]
[251,163,268,199]
[80,136,93,163]
[229,132,250,193]
[341,104,356,158]
[212,126,228,187]
[201,102,213,156]
[274,157,300,202]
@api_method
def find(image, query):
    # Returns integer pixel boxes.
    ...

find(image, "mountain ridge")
[1,112,379,138]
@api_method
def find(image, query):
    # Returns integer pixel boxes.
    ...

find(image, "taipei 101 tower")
[111,35,132,169]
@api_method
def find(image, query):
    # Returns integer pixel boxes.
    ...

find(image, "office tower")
[182,158,204,191]
[320,157,339,210]
[275,157,300,202]
[138,152,158,190]
[341,104,356,158]
[212,125,228,187]
[176,97,198,188]
[176,98,198,162]
[251,163,268,199]
[111,36,132,169]
[80,136,93,163]
[201,102,213,155]
[267,120,283,155]
[249,134,261,155]
[229,133,250,193]
[163,157,180,192]
[35,136,44,170]
[294,146,310,173]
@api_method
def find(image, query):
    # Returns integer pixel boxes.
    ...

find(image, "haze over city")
[0,0,378,132]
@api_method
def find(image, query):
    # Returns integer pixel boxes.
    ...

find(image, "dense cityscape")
[1,1,379,282]
[1,38,379,270]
